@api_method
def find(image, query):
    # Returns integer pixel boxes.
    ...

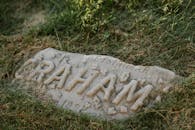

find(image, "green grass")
[0,0,195,129]
[0,0,47,35]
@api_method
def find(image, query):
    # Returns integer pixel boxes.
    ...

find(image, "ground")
[0,0,194,130]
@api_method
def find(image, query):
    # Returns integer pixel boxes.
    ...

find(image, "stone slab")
[15,48,179,120]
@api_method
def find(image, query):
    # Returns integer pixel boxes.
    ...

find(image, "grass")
[0,0,195,129]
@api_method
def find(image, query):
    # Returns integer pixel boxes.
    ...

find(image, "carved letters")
[44,64,71,88]
[15,48,177,119]
[129,85,153,111]
[77,70,99,94]
[87,74,116,101]
[112,80,138,105]
[17,58,153,112]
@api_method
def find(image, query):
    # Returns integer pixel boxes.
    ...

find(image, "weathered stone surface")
[15,48,179,120]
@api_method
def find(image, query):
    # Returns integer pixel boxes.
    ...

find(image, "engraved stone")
[113,80,138,105]
[86,74,116,101]
[129,85,153,111]
[44,64,71,88]
[15,48,179,120]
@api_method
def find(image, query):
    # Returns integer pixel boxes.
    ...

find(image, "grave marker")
[15,48,178,120]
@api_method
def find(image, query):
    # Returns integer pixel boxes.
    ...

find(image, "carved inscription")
[44,64,71,88]
[15,48,177,120]
[77,71,99,94]
[87,74,116,101]
[17,58,153,112]
[129,85,153,111]
[113,80,138,105]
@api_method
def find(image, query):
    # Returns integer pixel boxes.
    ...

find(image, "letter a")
[87,74,116,101]
[44,64,71,89]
